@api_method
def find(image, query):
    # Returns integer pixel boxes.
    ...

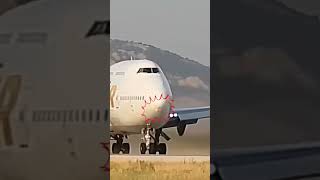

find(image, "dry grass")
[110,160,210,180]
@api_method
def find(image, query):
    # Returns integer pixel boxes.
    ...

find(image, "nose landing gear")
[140,127,169,155]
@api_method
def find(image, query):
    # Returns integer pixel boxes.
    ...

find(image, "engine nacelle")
[177,123,186,136]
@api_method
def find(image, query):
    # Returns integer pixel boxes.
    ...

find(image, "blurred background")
[212,0,320,149]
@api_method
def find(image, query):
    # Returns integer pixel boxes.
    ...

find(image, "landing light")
[173,113,178,117]
[169,113,174,118]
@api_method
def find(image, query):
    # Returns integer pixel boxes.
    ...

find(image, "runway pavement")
[110,155,210,162]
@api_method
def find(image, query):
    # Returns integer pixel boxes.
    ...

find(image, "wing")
[162,106,210,136]
[212,142,320,180]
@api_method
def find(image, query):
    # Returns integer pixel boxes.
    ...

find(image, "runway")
[110,155,210,162]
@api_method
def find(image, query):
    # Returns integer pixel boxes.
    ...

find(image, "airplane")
[0,0,209,179]
[110,59,210,154]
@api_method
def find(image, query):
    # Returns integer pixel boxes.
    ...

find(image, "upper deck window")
[137,68,160,73]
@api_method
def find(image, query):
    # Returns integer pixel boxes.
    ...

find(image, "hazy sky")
[111,0,210,66]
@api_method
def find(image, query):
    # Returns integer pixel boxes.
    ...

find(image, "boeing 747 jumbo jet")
[110,59,210,154]
[0,0,209,179]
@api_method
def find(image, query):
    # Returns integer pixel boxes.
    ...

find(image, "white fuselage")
[110,60,173,134]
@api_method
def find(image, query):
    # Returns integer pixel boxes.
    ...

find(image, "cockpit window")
[152,68,159,73]
[137,68,160,73]
[143,68,152,73]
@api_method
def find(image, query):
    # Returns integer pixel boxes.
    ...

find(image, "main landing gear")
[111,134,130,154]
[140,127,170,155]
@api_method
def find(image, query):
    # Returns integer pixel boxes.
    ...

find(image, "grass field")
[110,159,210,180]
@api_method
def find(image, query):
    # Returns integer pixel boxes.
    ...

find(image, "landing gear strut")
[111,134,130,154]
[140,127,168,155]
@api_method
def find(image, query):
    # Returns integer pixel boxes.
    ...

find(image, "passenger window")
[39,111,43,121]
[57,111,61,122]
[96,110,100,122]
[38,111,42,121]
[75,110,79,122]
[52,111,56,121]
[89,109,93,121]
[39,111,42,121]
[46,111,50,121]
[82,110,86,122]
[42,111,45,121]
[48,111,52,121]
[34,111,38,122]
[104,109,108,122]
[53,111,56,121]
[63,111,67,122]
[69,110,73,122]
[32,111,36,122]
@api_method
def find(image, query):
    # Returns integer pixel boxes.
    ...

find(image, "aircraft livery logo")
[110,85,117,108]
[86,20,110,37]
[0,75,22,147]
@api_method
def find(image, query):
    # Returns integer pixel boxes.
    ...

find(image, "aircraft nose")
[154,97,170,112]
[143,94,172,125]
[142,73,173,125]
